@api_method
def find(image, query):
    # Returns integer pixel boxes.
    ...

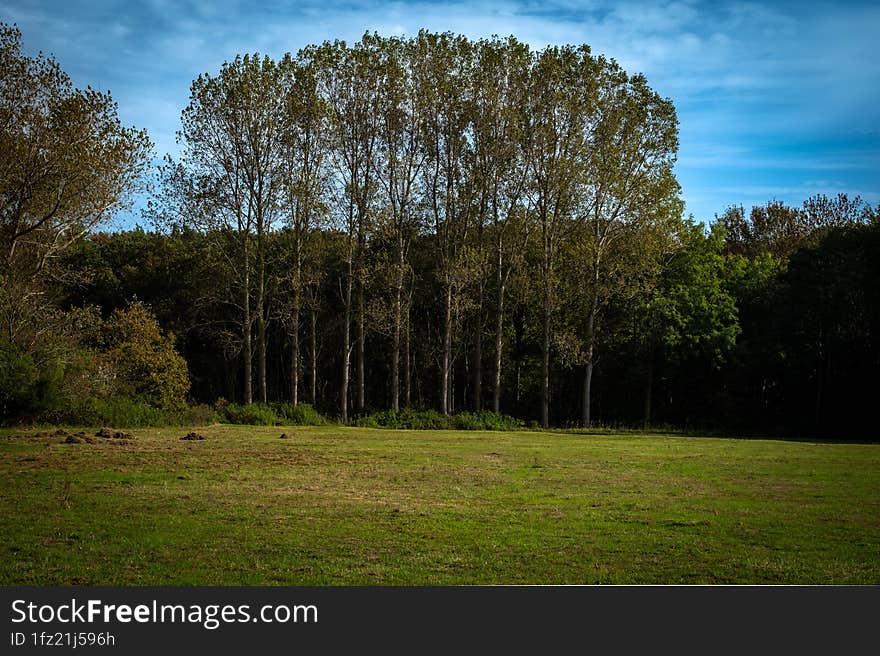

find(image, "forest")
[2,24,878,437]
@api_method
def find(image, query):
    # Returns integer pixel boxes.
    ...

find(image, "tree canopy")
[2,25,878,438]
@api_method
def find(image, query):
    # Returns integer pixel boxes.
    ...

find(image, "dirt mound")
[96,427,131,440]
[65,433,98,444]
[180,432,206,441]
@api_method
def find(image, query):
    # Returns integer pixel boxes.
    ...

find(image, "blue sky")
[3,0,878,225]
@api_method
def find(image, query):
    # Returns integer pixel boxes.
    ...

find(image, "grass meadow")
[1,425,878,585]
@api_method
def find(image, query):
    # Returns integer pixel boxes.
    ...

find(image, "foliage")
[275,403,328,426]
[453,411,525,431]
[34,396,218,428]
[0,23,152,347]
[654,221,740,363]
[104,303,191,410]
[218,403,280,426]
[4,23,878,437]
[355,408,523,431]
[217,402,330,426]
[0,342,36,420]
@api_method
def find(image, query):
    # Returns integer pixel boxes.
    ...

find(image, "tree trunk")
[257,313,267,404]
[341,243,353,423]
[541,291,551,429]
[515,361,521,406]
[814,333,824,431]
[441,285,452,415]
[357,276,365,413]
[582,253,601,427]
[582,295,598,427]
[310,306,317,405]
[243,243,253,405]
[404,304,411,408]
[290,303,300,407]
[493,258,506,414]
[391,251,403,412]
[257,240,267,404]
[472,296,482,412]
[643,350,654,429]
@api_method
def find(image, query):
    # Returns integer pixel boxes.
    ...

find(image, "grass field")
[1,425,878,585]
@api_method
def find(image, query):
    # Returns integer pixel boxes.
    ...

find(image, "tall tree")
[417,31,477,415]
[175,53,286,404]
[469,36,532,414]
[525,45,590,428]
[0,23,151,348]
[311,37,381,421]
[375,36,426,411]
[637,220,738,427]
[575,60,680,426]
[278,53,328,407]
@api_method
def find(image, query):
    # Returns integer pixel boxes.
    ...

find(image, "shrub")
[104,303,190,411]
[175,404,219,426]
[219,402,279,426]
[35,397,217,428]
[275,403,328,426]
[454,411,524,431]
[0,342,37,421]
[79,396,167,427]
[353,409,522,431]
[354,409,452,430]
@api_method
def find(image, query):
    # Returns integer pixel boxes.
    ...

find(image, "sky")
[2,0,878,226]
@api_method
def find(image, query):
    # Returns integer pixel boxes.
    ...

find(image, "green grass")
[1,425,878,584]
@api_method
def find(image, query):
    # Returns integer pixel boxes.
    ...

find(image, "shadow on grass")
[554,424,880,445]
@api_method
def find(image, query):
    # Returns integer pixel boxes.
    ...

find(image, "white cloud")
[3,0,877,224]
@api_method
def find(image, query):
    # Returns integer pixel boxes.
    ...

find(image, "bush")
[0,342,37,421]
[35,397,217,428]
[354,409,522,431]
[355,409,450,430]
[104,303,190,410]
[219,402,279,426]
[77,396,168,427]
[454,411,524,431]
[175,404,219,426]
[275,403,328,426]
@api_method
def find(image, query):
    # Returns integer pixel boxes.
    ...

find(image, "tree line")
[149,31,680,428]
[2,24,878,436]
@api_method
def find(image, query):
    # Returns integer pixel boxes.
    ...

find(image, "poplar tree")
[177,53,286,404]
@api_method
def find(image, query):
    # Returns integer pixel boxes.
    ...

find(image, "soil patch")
[64,433,98,444]
[96,427,132,440]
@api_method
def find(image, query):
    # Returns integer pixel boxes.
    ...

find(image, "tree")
[0,23,151,348]
[801,193,873,230]
[417,31,478,415]
[525,45,591,428]
[574,60,681,426]
[469,36,532,414]
[640,220,739,426]
[374,35,427,411]
[0,341,36,420]
[777,222,880,435]
[174,53,286,404]
[310,37,381,421]
[719,200,810,258]
[104,302,190,410]
[278,53,329,407]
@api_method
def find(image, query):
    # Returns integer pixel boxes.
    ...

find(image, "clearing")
[1,425,877,584]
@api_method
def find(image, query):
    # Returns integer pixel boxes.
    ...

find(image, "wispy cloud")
[2,0,877,223]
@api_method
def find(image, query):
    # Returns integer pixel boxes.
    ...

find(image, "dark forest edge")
[2,24,879,439]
